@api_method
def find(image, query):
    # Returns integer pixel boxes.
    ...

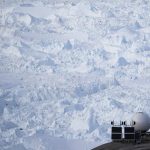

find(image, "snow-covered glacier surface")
[1,0,150,149]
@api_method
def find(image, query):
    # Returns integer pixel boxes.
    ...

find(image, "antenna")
[111,121,114,126]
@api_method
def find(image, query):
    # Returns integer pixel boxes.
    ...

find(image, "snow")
[1,0,150,149]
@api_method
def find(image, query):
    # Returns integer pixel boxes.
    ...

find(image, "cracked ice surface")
[1,0,150,149]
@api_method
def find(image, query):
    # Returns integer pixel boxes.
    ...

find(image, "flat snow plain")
[1,0,150,149]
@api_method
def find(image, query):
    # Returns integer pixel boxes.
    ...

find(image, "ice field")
[1,0,150,149]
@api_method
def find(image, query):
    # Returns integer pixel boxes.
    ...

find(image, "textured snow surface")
[1,0,150,149]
